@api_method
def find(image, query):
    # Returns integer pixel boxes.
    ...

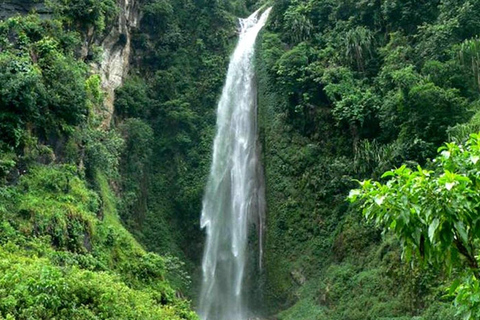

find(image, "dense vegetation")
[255,0,480,319]
[4,0,480,319]
[350,133,480,319]
[0,1,197,318]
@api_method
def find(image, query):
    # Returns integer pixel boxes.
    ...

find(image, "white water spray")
[199,8,272,320]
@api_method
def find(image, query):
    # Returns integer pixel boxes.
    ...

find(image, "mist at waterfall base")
[198,8,272,320]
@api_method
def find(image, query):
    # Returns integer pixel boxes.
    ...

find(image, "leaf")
[348,189,361,200]
[428,218,440,243]
[450,278,462,295]
[381,171,395,178]
[454,221,469,245]
[374,195,385,206]
[389,219,397,230]
[446,182,455,191]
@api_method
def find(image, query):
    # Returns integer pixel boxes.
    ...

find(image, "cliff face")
[0,0,139,128]
[0,0,52,20]
[97,0,140,127]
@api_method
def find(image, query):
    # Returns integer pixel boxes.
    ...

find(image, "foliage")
[263,0,477,152]
[0,248,197,320]
[322,66,380,127]
[0,163,198,319]
[282,2,313,44]
[82,128,124,180]
[0,15,88,150]
[46,0,118,32]
[0,5,199,318]
[118,118,153,225]
[344,26,374,72]
[349,133,480,319]
[114,77,151,119]
[255,0,480,318]
[458,37,480,91]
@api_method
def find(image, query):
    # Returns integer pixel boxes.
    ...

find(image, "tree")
[283,2,313,44]
[344,26,374,72]
[46,0,118,32]
[349,133,480,319]
[459,37,480,91]
[0,16,89,149]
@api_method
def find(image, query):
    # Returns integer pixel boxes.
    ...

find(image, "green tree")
[349,133,480,319]
[46,0,118,32]
[0,16,89,149]
[344,26,374,72]
[283,1,313,44]
[459,37,480,91]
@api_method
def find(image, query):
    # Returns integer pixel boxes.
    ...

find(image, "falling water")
[199,7,272,320]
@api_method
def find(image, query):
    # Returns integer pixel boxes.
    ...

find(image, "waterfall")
[198,7,272,320]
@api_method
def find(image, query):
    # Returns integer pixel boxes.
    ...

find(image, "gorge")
[2,1,480,320]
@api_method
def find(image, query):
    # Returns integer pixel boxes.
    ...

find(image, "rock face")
[0,0,52,20]
[97,0,140,127]
[1,0,139,128]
